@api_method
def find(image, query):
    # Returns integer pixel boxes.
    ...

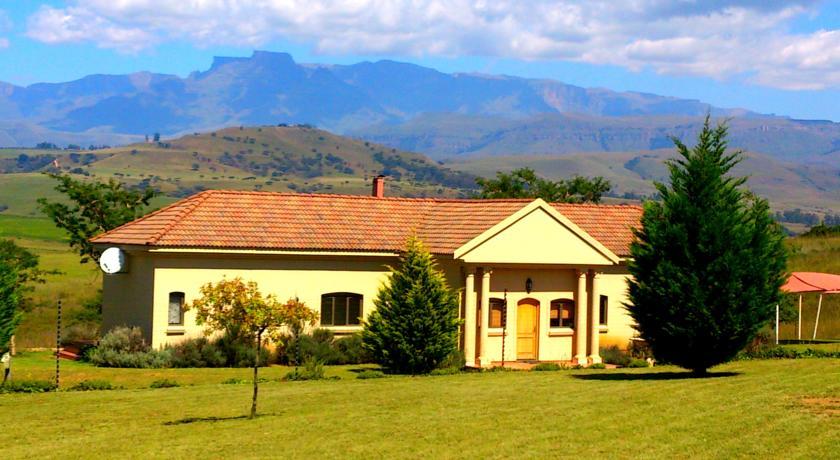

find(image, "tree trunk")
[692,367,708,377]
[250,331,262,419]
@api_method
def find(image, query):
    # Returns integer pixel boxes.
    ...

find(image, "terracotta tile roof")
[91,190,642,257]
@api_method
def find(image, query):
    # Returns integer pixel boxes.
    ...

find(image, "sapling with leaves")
[188,278,317,418]
[37,173,157,264]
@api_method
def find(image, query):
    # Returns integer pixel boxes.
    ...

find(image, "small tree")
[362,236,461,374]
[0,261,21,355]
[188,278,317,418]
[626,117,787,374]
[38,173,158,263]
[0,239,54,357]
[477,167,611,203]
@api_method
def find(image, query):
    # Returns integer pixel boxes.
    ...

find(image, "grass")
[9,352,374,388]
[0,355,837,458]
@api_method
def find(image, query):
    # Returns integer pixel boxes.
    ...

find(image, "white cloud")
[23,0,840,90]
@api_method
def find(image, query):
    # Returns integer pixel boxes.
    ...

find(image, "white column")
[478,268,492,368]
[463,270,477,367]
[588,270,602,364]
[574,269,588,365]
[797,295,802,341]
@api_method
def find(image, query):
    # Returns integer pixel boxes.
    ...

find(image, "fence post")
[55,299,61,390]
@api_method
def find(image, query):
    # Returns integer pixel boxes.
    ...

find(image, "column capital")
[576,268,587,278]
[482,267,493,277]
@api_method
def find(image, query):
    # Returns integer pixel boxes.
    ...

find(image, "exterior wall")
[149,254,402,347]
[597,267,637,349]
[101,251,156,344]
[100,248,636,355]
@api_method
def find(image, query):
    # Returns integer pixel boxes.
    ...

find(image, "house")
[91,177,643,367]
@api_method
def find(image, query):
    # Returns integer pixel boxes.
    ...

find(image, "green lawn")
[0,355,837,459]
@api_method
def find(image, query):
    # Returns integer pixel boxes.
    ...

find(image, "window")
[321,293,363,326]
[489,298,505,328]
[168,292,185,326]
[550,299,575,328]
[599,295,608,326]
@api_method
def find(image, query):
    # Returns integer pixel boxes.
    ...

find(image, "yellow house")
[92,178,643,367]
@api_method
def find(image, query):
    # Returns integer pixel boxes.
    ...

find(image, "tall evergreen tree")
[362,236,461,374]
[627,117,787,374]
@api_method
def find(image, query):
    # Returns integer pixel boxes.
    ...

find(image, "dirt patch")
[800,397,840,416]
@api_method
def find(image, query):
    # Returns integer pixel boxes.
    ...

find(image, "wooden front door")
[517,299,539,360]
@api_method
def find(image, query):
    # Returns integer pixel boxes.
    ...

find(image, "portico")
[454,200,623,367]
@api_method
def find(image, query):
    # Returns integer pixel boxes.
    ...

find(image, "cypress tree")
[362,236,461,374]
[627,117,787,374]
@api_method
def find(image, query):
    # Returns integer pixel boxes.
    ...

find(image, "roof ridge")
[148,190,215,245]
[180,189,643,207]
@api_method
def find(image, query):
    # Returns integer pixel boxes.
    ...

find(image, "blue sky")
[1,1,838,120]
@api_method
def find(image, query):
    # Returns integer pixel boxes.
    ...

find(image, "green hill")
[0,125,477,217]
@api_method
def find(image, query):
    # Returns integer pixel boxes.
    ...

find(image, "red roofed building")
[92,181,643,367]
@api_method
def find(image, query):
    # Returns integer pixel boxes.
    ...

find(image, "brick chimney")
[372,175,385,198]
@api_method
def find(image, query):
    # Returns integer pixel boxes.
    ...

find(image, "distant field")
[779,236,840,341]
[1,355,837,458]
[446,150,840,214]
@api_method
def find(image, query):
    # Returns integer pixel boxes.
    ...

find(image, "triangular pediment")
[454,200,619,265]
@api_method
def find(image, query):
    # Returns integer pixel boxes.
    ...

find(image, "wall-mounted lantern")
[525,277,533,294]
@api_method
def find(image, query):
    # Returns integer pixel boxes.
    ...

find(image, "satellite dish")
[99,247,127,274]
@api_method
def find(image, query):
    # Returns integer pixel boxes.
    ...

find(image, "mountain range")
[3,50,837,163]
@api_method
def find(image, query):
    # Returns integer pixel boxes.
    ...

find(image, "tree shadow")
[347,367,385,374]
[164,413,278,425]
[571,371,741,381]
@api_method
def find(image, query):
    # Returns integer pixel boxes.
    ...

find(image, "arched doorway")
[517,298,540,360]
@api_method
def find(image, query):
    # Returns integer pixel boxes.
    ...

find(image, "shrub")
[438,349,466,370]
[87,326,171,368]
[149,379,180,389]
[87,347,171,368]
[0,380,56,393]
[429,367,460,376]
[221,378,249,385]
[278,331,372,365]
[356,370,386,380]
[296,328,340,364]
[627,359,649,368]
[600,345,632,366]
[742,329,775,355]
[167,337,227,368]
[334,334,371,364]
[285,358,327,381]
[738,347,840,360]
[69,380,117,391]
[627,339,654,360]
[588,363,607,369]
[214,330,270,368]
[531,362,562,372]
